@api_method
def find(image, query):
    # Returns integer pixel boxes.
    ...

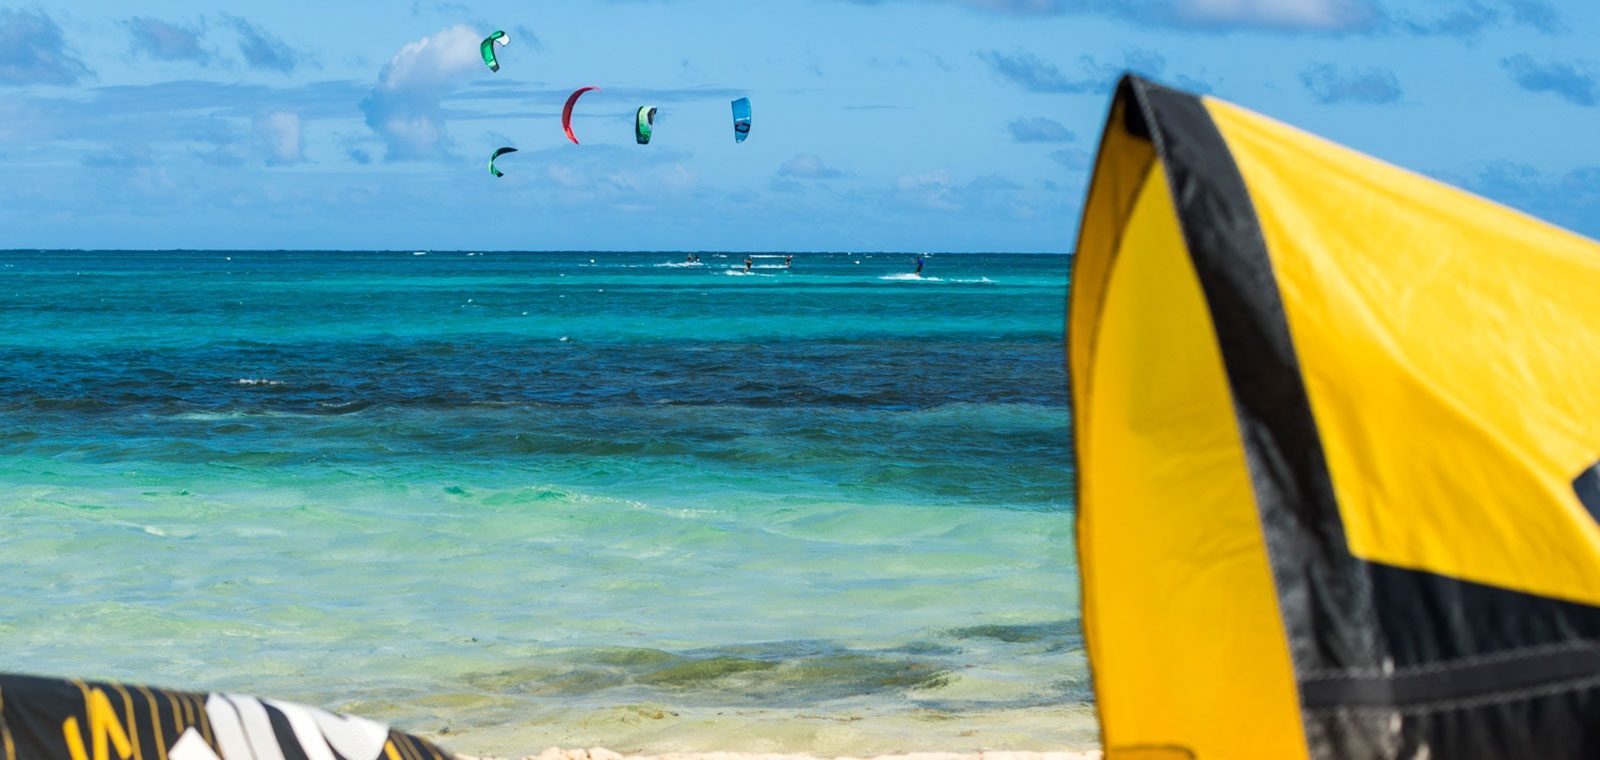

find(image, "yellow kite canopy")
[1072,75,1600,760]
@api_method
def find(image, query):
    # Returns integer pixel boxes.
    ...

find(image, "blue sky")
[1,0,1597,252]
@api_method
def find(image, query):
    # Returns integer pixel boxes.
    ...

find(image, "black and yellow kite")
[0,673,449,760]
[1072,75,1600,759]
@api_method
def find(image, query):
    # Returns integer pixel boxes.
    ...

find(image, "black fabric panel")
[0,673,209,760]
[1305,682,1600,759]
[1121,81,1150,139]
[0,674,94,760]
[1326,558,1600,759]
[1304,617,1600,707]
[1573,462,1600,525]
[1366,562,1600,668]
[1119,74,1382,677]
[263,701,311,760]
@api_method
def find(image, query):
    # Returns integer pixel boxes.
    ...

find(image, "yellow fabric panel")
[1078,165,1307,760]
[1105,749,1195,760]
[1070,95,1157,404]
[1206,97,1600,604]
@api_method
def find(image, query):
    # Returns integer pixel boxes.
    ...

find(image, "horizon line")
[0,248,1076,255]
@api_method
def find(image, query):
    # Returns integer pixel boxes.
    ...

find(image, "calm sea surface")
[0,250,1086,754]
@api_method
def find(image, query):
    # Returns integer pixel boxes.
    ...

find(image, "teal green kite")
[480,31,508,72]
[636,106,657,145]
[489,146,517,177]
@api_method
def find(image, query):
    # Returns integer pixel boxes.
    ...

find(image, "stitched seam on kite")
[1299,638,1600,680]
[1304,672,1600,715]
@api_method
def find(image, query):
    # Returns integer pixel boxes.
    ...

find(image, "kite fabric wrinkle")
[563,86,601,145]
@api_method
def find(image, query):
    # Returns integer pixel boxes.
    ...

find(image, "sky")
[2,0,1598,252]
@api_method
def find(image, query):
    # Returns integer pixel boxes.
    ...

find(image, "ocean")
[0,250,1088,755]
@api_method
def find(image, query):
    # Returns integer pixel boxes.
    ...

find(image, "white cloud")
[224,15,308,73]
[888,169,1048,221]
[779,154,846,179]
[897,170,959,211]
[124,17,209,62]
[360,25,483,161]
[255,111,304,165]
[845,0,1381,33]
[0,9,93,85]
[1172,0,1374,30]
[1008,117,1075,143]
[514,145,702,207]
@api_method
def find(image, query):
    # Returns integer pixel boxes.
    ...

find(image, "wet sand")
[428,702,1100,759]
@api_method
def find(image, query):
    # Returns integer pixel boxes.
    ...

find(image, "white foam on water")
[170,410,312,420]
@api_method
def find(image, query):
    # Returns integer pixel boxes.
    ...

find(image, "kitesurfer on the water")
[785,255,793,269]
[744,256,754,273]
[915,255,925,275]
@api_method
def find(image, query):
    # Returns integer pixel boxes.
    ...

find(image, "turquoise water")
[0,251,1086,754]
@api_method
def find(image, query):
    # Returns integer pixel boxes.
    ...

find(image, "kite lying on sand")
[0,672,450,760]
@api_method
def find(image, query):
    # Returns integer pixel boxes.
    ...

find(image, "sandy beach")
[420,701,1099,760]
[482,750,1099,760]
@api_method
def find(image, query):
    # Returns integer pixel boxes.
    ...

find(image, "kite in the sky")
[488,146,517,177]
[479,31,508,72]
[562,86,601,145]
[636,106,657,145]
[732,97,751,143]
